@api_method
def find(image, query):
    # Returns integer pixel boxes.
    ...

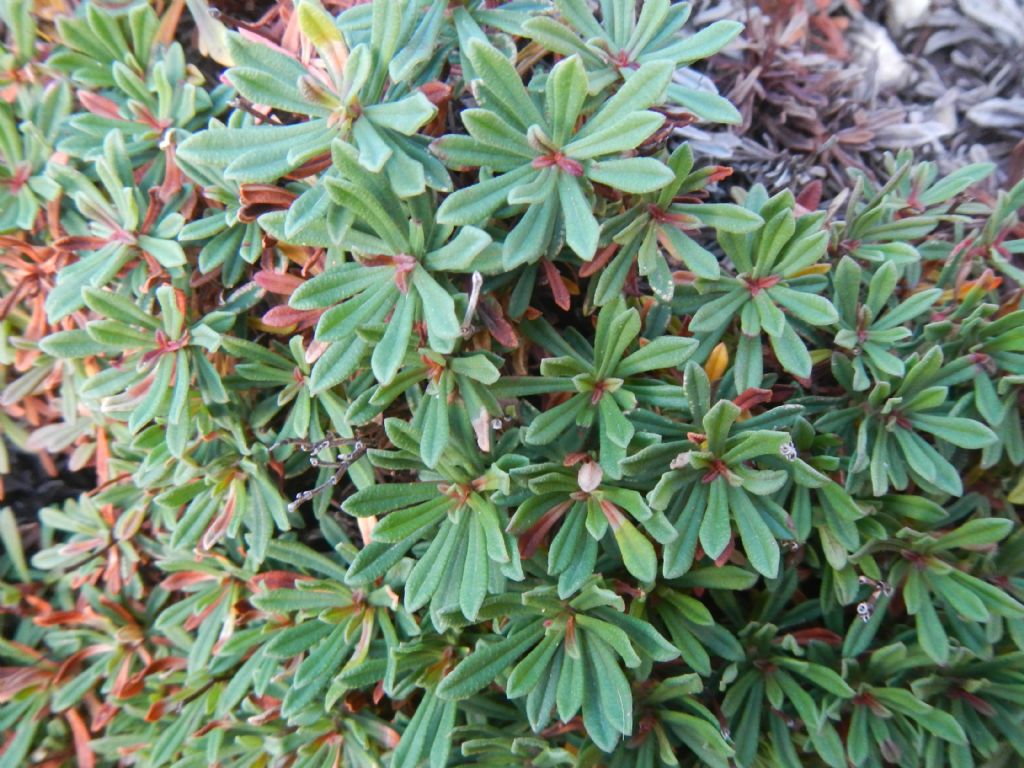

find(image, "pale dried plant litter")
[686,0,1024,196]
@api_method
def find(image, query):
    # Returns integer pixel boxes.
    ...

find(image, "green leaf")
[309,336,368,393]
[908,414,997,449]
[919,163,995,206]
[776,658,854,698]
[586,157,674,194]
[576,615,641,668]
[545,55,588,145]
[611,516,657,583]
[230,67,330,117]
[576,61,673,139]
[391,690,455,768]
[592,607,680,662]
[251,587,350,613]
[461,515,488,619]
[689,288,748,333]
[419,375,452,468]
[558,173,599,260]
[86,320,153,349]
[424,226,492,272]
[39,329,119,358]
[430,134,527,172]
[564,111,665,160]
[291,264,385,310]
[721,431,791,465]
[676,20,743,63]
[405,520,457,611]
[703,399,741,454]
[83,288,161,328]
[507,632,561,698]
[728,486,779,579]
[676,565,758,590]
[667,83,741,124]
[437,622,545,700]
[699,478,730,560]
[769,321,812,378]
[916,596,949,665]
[412,268,460,348]
[948,570,1024,618]
[148,695,207,767]
[364,93,437,135]
[342,483,439,517]
[598,394,633,449]
[0,700,42,768]
[583,634,632,751]
[435,165,534,225]
[449,354,500,384]
[770,286,838,326]
[673,203,763,233]
[138,235,186,268]
[525,392,588,445]
[266,540,349,581]
[371,290,415,384]
[464,38,544,129]
[659,226,720,279]
[372,498,449,543]
[933,518,1014,550]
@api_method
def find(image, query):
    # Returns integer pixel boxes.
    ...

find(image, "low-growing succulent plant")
[2,1,1024,767]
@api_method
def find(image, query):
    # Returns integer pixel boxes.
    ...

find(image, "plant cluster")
[2,1,1024,766]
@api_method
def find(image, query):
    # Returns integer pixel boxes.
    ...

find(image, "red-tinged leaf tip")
[261,305,322,329]
[599,499,625,529]
[532,152,583,176]
[78,91,122,120]
[713,535,735,567]
[732,387,773,411]
[66,708,97,768]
